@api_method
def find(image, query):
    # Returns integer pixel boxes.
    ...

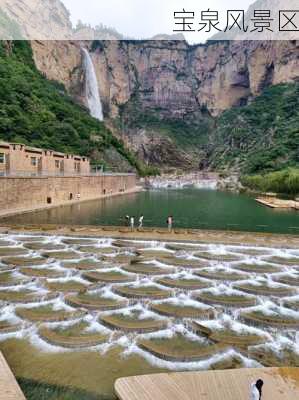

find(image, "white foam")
[0,232,298,367]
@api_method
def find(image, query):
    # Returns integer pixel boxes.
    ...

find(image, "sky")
[62,0,255,43]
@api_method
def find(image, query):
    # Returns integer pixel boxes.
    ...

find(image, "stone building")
[0,142,90,176]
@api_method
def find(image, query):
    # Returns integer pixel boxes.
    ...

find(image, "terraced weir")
[0,232,298,398]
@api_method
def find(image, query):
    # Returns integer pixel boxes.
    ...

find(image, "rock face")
[91,40,298,118]
[31,39,298,117]
[0,0,72,39]
[31,41,84,102]
[29,39,299,169]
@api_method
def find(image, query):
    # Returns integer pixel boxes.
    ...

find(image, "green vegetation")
[241,168,299,195]
[118,92,213,149]
[0,41,149,175]
[129,113,212,148]
[210,83,299,174]
[118,79,298,176]
[18,378,110,400]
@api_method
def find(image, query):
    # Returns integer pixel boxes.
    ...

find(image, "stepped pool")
[3,189,299,235]
[0,233,299,399]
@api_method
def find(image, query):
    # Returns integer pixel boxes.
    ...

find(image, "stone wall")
[0,174,137,213]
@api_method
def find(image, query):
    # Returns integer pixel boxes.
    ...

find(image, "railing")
[0,171,136,178]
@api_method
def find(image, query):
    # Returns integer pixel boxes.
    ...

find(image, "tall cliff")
[32,40,299,117]
[31,39,298,170]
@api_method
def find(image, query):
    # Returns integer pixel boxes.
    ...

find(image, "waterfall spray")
[82,48,103,121]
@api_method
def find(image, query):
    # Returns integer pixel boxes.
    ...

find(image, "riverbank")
[144,171,243,193]
[143,172,219,189]
[0,224,298,248]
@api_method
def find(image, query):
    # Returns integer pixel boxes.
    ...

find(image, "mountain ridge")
[24,38,299,172]
[0,0,298,173]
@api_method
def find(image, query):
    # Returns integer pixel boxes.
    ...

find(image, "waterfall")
[82,48,103,121]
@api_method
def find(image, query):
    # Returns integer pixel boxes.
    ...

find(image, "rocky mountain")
[1,0,298,172]
[0,0,72,39]
[32,40,299,117]
[31,39,298,170]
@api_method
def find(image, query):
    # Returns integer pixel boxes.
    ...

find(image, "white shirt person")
[130,216,135,230]
[250,379,264,400]
[139,215,144,228]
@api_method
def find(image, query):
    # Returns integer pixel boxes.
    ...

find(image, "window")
[31,157,37,166]
[0,153,5,164]
[55,160,60,168]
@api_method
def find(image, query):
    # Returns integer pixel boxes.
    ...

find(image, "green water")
[4,189,299,234]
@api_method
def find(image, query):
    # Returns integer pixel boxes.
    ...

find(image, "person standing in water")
[250,379,264,400]
[138,215,144,229]
[167,215,173,232]
[130,216,135,231]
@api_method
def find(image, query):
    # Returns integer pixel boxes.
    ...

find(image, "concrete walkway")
[0,352,26,400]
[115,368,299,400]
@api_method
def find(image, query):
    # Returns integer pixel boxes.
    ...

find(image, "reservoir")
[3,188,299,235]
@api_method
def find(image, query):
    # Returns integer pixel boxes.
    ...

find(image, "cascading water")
[82,48,103,121]
[0,232,298,379]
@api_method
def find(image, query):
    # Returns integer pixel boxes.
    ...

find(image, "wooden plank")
[256,198,299,210]
[115,368,299,400]
[0,352,26,400]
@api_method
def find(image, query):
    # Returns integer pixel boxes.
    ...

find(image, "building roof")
[0,141,89,161]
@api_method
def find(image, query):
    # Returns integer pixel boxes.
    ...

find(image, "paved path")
[115,368,299,400]
[0,352,26,400]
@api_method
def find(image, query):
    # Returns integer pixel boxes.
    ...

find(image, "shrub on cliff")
[241,168,299,195]
[209,83,299,174]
